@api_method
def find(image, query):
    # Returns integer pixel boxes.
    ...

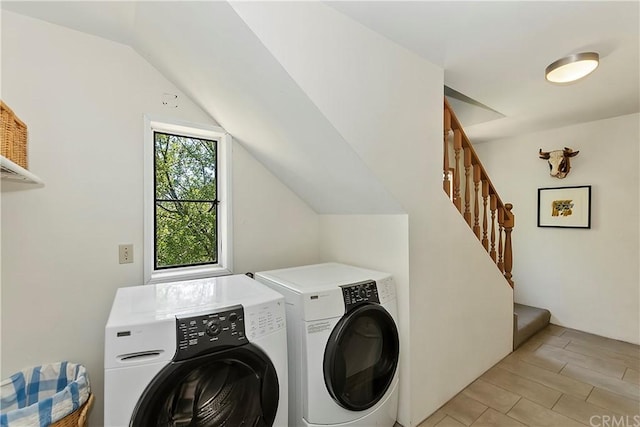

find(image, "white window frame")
[144,115,232,284]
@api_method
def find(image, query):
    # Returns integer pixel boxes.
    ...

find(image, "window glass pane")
[155,132,216,201]
[156,201,217,268]
[154,131,218,270]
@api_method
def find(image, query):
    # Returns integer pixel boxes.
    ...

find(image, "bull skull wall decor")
[539,147,579,179]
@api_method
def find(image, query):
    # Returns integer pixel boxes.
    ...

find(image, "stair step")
[513,303,551,349]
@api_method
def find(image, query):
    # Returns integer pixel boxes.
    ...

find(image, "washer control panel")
[245,300,286,340]
[174,304,246,361]
[341,280,380,312]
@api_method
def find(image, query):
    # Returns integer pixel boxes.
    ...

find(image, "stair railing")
[443,98,515,288]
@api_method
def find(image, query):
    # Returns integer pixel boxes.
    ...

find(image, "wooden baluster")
[503,203,515,288]
[482,180,489,251]
[463,146,472,227]
[489,194,497,262]
[453,130,462,213]
[473,165,481,239]
[497,206,505,273]
[443,108,451,197]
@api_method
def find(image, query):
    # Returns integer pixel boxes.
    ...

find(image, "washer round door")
[323,303,399,411]
[130,344,279,427]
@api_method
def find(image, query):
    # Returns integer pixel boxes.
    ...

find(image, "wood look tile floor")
[416,325,640,427]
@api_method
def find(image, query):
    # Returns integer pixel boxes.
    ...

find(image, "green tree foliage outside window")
[154,132,217,269]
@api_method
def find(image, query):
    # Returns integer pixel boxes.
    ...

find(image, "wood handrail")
[443,98,514,288]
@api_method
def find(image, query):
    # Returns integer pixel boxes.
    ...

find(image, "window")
[144,116,232,284]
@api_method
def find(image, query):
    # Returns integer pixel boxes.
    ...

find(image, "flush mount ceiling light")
[545,52,599,83]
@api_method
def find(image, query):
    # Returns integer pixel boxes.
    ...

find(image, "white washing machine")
[104,274,288,426]
[255,263,399,427]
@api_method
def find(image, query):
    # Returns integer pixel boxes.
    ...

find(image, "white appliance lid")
[256,262,390,294]
[107,274,282,326]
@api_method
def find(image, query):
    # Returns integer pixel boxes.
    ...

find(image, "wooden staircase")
[443,98,515,287]
[443,98,550,349]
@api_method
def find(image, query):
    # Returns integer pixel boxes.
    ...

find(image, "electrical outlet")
[119,244,133,264]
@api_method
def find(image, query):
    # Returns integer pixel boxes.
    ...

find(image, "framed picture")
[538,185,591,228]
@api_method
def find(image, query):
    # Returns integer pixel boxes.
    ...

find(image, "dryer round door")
[323,303,399,411]
[130,344,279,427]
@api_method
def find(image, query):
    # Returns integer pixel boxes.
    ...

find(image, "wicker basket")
[1,101,28,169]
[50,393,94,427]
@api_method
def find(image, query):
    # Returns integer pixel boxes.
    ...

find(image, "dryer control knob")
[206,320,221,337]
[357,287,367,299]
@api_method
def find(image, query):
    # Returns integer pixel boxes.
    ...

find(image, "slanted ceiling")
[3,1,403,214]
[444,86,505,128]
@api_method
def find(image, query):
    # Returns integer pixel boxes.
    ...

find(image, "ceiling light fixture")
[545,52,599,83]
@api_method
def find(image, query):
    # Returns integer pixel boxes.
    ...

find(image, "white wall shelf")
[1,155,43,185]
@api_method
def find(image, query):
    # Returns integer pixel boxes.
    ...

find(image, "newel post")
[503,203,515,288]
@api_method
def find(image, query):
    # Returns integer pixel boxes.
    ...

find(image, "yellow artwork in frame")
[538,186,591,228]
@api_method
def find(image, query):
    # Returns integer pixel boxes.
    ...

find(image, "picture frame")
[537,185,591,228]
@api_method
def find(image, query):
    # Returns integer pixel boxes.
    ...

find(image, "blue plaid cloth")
[0,362,90,427]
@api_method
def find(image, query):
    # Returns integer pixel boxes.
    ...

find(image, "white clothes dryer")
[104,274,288,427]
[255,263,399,427]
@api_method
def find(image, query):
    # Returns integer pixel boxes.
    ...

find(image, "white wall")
[233,141,320,274]
[0,11,320,424]
[231,3,514,425]
[475,113,640,344]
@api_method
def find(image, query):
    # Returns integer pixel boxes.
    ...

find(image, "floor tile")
[566,342,640,371]
[435,416,467,427]
[552,394,621,425]
[481,367,562,409]
[542,324,567,337]
[516,339,542,353]
[462,379,521,413]
[418,409,447,427]
[470,408,526,427]
[561,364,640,400]
[443,393,488,425]
[562,330,640,359]
[508,346,566,373]
[537,344,627,379]
[587,388,640,416]
[525,333,571,349]
[506,398,585,427]
[498,357,593,399]
[623,368,640,385]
